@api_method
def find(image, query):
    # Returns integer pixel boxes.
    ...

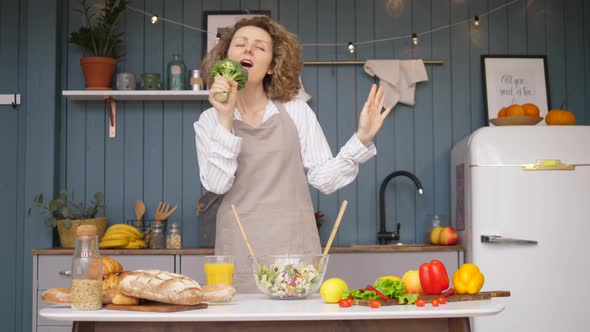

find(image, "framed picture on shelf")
[202,10,271,58]
[481,55,551,125]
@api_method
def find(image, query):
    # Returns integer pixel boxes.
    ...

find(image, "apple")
[430,227,443,245]
[439,226,459,245]
[401,270,423,294]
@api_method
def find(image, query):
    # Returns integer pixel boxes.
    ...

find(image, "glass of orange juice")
[204,255,234,285]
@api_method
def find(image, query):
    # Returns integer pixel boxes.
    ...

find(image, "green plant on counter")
[28,190,105,229]
[68,0,127,58]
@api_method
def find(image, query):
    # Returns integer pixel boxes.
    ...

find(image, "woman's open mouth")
[240,59,253,70]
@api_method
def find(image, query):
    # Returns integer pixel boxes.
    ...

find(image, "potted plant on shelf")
[69,0,127,90]
[28,190,108,248]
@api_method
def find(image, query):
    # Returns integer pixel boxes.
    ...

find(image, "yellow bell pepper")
[452,263,485,295]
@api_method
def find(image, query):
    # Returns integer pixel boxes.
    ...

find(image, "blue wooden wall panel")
[162,0,184,228]
[431,0,452,222]
[391,0,416,244]
[298,0,319,216]
[469,0,488,130]
[527,0,546,54]
[488,0,508,54]
[564,0,585,123]
[412,0,434,244]
[182,0,204,248]
[123,0,146,224]
[546,0,566,109]
[508,0,526,54]
[450,0,471,144]
[66,0,87,199]
[355,0,377,244]
[335,0,357,245]
[143,0,165,221]
[374,0,397,241]
[315,0,339,244]
[0,1,20,330]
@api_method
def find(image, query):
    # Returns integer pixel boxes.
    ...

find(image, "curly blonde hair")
[200,16,303,102]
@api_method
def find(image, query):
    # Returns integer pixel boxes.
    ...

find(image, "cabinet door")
[325,251,461,289]
[179,255,207,285]
[37,327,73,332]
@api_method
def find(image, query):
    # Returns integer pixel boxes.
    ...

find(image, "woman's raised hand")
[356,84,393,145]
[209,76,238,131]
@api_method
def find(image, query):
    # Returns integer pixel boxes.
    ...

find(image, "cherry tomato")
[338,299,351,307]
[443,288,455,297]
[346,297,354,306]
[368,300,381,308]
[437,296,447,304]
[415,299,426,307]
[431,299,439,307]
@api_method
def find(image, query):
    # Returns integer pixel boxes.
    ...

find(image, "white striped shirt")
[194,98,376,195]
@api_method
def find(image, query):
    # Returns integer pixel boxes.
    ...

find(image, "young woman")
[195,16,391,292]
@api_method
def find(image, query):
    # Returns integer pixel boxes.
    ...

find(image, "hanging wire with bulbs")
[127,0,520,54]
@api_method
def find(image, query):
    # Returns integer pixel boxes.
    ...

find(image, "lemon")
[374,275,402,285]
[320,278,349,303]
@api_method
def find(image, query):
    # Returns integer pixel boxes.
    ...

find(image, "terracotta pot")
[80,57,117,90]
[57,217,108,248]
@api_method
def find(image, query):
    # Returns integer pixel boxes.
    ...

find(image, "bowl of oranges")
[489,103,543,126]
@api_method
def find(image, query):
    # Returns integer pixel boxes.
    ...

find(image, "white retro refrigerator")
[451,126,590,332]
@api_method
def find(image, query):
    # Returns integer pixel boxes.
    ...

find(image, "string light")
[127,0,521,52]
[347,42,355,54]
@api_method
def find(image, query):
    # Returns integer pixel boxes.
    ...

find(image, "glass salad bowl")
[249,254,329,299]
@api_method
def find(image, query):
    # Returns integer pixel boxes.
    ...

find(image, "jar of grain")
[166,223,182,249]
[71,224,102,310]
[150,223,166,249]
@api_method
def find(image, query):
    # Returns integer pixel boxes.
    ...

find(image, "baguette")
[42,288,116,304]
[201,284,237,303]
[119,270,203,305]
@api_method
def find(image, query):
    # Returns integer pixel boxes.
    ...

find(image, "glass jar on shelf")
[166,54,187,90]
[150,223,166,249]
[166,223,182,249]
[71,225,102,310]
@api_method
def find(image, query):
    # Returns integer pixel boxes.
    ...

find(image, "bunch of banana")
[99,224,147,249]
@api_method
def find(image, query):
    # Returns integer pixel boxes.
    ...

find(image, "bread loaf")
[42,287,116,304]
[201,284,237,303]
[119,270,203,305]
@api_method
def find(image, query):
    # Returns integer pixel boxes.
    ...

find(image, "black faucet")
[378,170,424,244]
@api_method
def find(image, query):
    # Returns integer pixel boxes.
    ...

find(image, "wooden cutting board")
[356,290,510,306]
[105,302,208,312]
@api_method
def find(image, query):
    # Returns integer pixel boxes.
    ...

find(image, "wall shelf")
[62,90,209,138]
[62,90,209,101]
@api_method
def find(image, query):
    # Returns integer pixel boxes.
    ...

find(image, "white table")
[40,294,505,332]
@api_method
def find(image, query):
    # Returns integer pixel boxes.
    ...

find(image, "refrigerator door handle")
[481,235,538,245]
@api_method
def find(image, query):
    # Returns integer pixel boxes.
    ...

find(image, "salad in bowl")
[250,254,329,299]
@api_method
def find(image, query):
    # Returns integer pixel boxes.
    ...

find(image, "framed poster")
[203,10,271,58]
[481,55,551,125]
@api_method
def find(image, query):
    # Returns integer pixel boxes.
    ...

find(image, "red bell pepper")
[419,260,450,295]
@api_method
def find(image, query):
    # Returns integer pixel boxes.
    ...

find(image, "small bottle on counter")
[166,54,187,90]
[150,223,166,249]
[189,69,204,91]
[166,223,182,249]
[71,225,103,310]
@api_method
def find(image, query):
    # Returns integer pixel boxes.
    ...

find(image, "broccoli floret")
[210,59,249,102]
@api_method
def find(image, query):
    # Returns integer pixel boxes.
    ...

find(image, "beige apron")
[215,101,321,293]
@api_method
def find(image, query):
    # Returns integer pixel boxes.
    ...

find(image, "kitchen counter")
[32,244,463,255]
[40,294,504,332]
